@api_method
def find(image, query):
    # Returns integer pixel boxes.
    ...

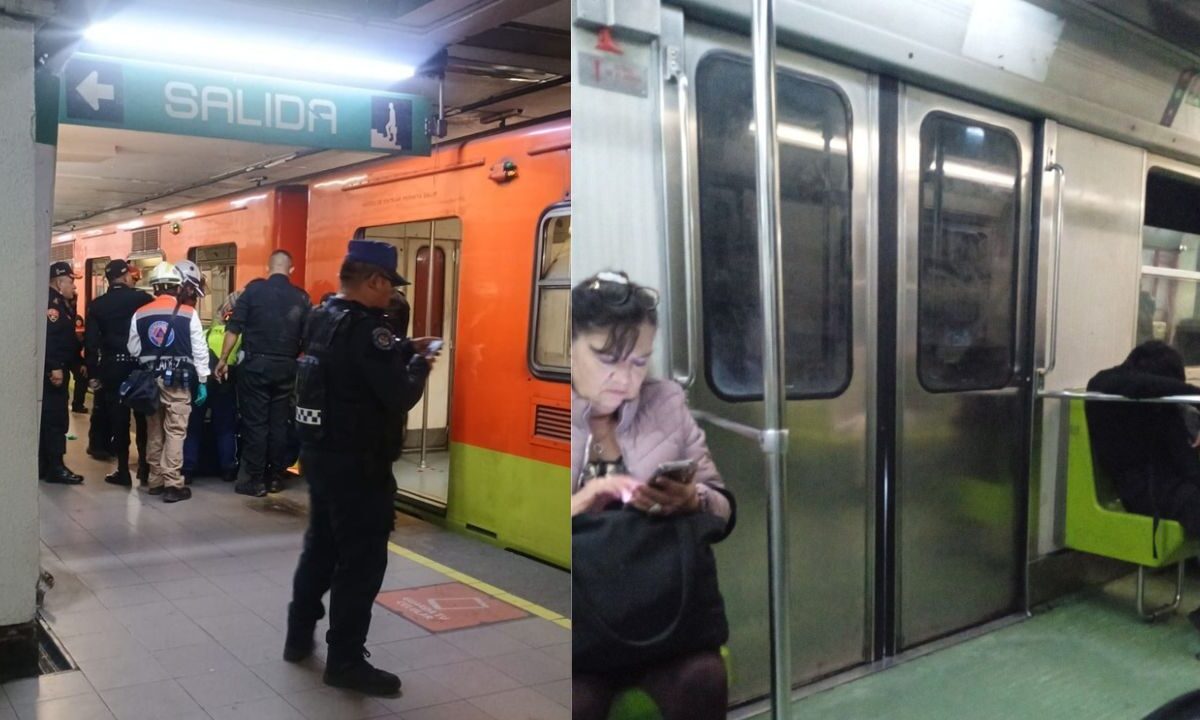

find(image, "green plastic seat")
[1064,399,1200,618]
[606,647,732,720]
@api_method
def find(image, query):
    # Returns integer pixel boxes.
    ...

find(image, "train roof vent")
[131,226,160,253]
[533,403,570,444]
[49,241,74,263]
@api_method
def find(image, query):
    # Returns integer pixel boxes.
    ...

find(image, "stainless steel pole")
[751,0,792,717]
[419,222,436,469]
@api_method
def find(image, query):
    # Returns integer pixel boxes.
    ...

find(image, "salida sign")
[59,53,431,155]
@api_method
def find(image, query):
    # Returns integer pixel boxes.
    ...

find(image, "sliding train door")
[894,87,1032,648]
[671,19,876,701]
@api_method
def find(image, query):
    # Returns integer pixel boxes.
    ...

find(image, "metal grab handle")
[1039,162,1065,377]
[671,70,700,387]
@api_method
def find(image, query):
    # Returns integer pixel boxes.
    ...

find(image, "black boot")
[137,463,150,485]
[235,477,267,497]
[104,469,132,486]
[283,602,321,663]
[44,466,83,485]
[61,466,84,483]
[323,651,401,696]
[163,486,192,503]
[221,467,238,483]
[267,473,284,494]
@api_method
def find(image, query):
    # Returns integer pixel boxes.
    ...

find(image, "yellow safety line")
[386,541,572,630]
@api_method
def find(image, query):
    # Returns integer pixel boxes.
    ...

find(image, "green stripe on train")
[444,443,570,569]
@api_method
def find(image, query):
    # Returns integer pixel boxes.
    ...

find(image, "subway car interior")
[573,0,1200,718]
[1,1,571,719]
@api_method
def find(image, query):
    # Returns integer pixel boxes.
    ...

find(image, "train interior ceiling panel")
[571,0,1200,717]
[47,2,570,567]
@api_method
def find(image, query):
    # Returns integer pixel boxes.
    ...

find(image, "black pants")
[289,449,394,667]
[70,365,87,410]
[101,362,146,471]
[88,386,111,453]
[237,355,296,479]
[38,374,68,474]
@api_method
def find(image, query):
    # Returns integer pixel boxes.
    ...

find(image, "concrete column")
[0,12,45,681]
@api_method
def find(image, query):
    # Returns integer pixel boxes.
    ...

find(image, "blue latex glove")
[194,382,208,407]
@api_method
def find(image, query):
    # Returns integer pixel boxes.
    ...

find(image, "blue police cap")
[345,240,409,287]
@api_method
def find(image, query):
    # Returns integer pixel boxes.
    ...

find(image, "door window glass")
[916,114,1020,392]
[696,53,852,400]
[531,209,571,379]
[190,244,237,326]
[86,257,110,308]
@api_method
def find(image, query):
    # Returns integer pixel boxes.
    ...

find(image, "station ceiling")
[44,0,570,232]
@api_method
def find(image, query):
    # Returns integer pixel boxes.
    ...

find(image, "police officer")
[40,262,84,484]
[283,241,433,696]
[215,249,310,496]
[85,259,153,486]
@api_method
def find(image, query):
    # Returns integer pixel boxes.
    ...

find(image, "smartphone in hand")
[650,458,698,487]
[412,337,444,358]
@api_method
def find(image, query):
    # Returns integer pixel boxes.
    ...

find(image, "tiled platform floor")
[2,410,570,720]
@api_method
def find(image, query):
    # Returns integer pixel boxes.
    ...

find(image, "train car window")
[530,207,571,380]
[189,244,237,326]
[695,53,852,400]
[128,251,165,294]
[1139,169,1200,373]
[86,257,111,308]
[916,114,1020,392]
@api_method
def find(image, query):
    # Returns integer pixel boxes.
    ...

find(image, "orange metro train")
[52,114,572,568]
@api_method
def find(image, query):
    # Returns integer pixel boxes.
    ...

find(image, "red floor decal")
[376,582,528,632]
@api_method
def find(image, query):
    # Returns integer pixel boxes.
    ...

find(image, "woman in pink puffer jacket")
[571,270,733,720]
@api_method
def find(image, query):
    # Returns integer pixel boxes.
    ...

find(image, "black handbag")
[119,299,181,416]
[572,506,730,674]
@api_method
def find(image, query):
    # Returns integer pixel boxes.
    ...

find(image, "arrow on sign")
[76,71,114,111]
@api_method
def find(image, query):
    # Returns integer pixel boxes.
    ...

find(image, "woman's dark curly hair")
[571,271,659,360]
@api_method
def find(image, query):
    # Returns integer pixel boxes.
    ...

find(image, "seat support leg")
[1136,563,1185,622]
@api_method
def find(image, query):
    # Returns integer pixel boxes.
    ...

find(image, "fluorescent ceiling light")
[163,210,196,221]
[117,219,145,230]
[56,233,75,242]
[748,122,848,154]
[929,160,1015,188]
[84,229,106,237]
[230,193,268,208]
[84,19,416,84]
[313,175,367,190]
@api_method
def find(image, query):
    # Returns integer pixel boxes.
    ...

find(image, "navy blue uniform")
[226,274,311,483]
[288,297,428,668]
[40,289,80,475]
[84,283,153,474]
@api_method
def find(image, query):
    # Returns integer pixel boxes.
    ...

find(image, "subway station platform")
[1,406,569,720]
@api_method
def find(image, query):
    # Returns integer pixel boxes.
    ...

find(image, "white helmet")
[147,262,182,289]
[174,259,205,297]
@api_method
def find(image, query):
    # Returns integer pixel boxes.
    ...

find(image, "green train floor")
[777,568,1200,719]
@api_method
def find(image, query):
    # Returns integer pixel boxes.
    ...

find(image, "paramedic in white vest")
[127,262,210,503]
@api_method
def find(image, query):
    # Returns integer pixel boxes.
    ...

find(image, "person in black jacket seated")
[1087,341,1200,532]
[1087,340,1200,626]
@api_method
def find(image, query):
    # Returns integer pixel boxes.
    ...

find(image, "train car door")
[670,18,877,699]
[189,244,237,326]
[363,218,460,510]
[893,86,1032,648]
